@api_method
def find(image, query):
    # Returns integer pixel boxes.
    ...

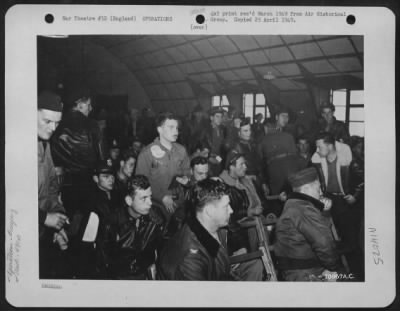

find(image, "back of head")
[288,167,319,192]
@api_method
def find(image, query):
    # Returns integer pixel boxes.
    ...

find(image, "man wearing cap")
[319,102,350,144]
[38,90,69,278]
[274,167,340,281]
[203,107,228,177]
[70,159,116,279]
[136,112,191,222]
[51,88,102,229]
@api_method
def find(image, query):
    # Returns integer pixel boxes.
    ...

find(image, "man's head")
[125,175,152,217]
[226,152,247,178]
[238,118,252,141]
[297,136,310,155]
[69,88,92,117]
[255,113,263,123]
[289,167,322,200]
[315,132,336,158]
[209,107,224,127]
[37,91,63,141]
[191,179,232,228]
[93,160,115,192]
[275,106,290,129]
[190,156,209,182]
[156,112,179,143]
[119,149,137,178]
[320,102,335,124]
[109,139,121,161]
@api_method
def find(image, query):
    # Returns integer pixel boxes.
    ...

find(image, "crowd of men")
[38,88,364,282]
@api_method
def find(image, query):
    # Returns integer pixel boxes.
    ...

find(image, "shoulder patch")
[150,145,166,158]
[189,248,199,254]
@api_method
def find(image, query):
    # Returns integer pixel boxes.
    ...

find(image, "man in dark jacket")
[158,179,233,280]
[70,160,116,279]
[318,102,350,144]
[109,175,166,279]
[274,167,340,281]
[51,88,103,223]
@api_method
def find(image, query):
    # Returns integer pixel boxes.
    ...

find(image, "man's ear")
[125,195,133,206]
[93,175,99,184]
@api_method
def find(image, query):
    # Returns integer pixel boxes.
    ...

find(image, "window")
[242,93,270,123]
[330,89,364,137]
[211,95,230,109]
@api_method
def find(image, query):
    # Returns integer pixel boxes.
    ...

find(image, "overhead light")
[263,71,276,80]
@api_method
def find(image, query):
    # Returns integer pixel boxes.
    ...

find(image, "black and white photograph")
[37,34,366,282]
[5,5,396,308]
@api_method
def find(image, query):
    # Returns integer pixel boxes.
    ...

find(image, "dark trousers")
[39,240,70,279]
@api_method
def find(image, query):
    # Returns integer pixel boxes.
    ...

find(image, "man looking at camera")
[37,90,69,278]
[136,112,190,221]
[274,167,340,281]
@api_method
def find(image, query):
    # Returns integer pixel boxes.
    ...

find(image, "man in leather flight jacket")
[158,179,233,280]
[109,175,166,279]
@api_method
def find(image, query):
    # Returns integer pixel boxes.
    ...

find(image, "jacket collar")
[188,216,220,258]
[287,192,325,212]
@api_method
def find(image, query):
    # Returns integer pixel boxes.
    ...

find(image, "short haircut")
[120,149,137,163]
[127,175,150,199]
[156,112,179,127]
[225,151,245,170]
[296,135,310,143]
[316,132,335,145]
[239,117,251,128]
[190,156,209,168]
[255,113,263,119]
[189,179,230,212]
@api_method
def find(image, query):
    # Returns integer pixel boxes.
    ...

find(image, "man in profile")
[274,167,339,281]
[158,179,233,280]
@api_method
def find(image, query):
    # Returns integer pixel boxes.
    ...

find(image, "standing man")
[204,107,227,177]
[312,132,360,257]
[51,88,102,223]
[319,102,350,144]
[274,167,340,281]
[113,149,137,206]
[158,179,233,280]
[136,112,191,221]
[37,90,69,278]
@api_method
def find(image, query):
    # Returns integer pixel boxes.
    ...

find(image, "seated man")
[168,156,210,232]
[274,167,340,281]
[110,175,166,279]
[113,149,137,206]
[158,179,233,280]
[69,160,116,279]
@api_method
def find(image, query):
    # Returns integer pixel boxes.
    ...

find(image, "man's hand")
[248,205,263,216]
[320,197,333,212]
[162,195,176,213]
[262,184,270,199]
[344,194,356,205]
[278,192,287,202]
[53,228,68,250]
[44,212,69,230]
